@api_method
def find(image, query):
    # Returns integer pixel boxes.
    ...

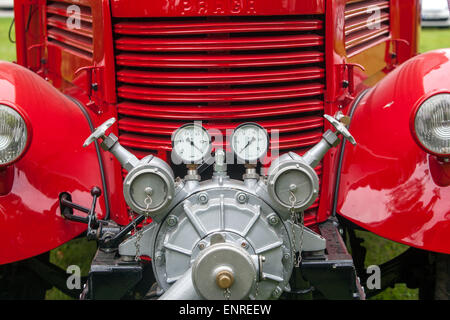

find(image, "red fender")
[0,62,106,264]
[337,49,450,254]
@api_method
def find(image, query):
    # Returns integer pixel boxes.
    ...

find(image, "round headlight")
[414,93,450,156]
[0,104,28,166]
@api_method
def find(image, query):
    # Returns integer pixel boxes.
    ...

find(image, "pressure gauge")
[172,123,211,164]
[231,123,269,163]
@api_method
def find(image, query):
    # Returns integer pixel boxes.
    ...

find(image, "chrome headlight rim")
[0,101,32,167]
[411,91,450,158]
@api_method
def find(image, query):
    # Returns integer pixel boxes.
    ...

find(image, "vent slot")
[46,0,93,59]
[345,0,390,56]
[113,15,326,225]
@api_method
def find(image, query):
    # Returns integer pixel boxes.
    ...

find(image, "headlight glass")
[0,105,28,165]
[414,93,450,156]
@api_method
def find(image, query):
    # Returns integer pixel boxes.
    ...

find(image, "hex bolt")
[166,215,178,227]
[283,253,291,262]
[272,287,282,299]
[155,251,164,265]
[198,193,209,204]
[241,241,248,249]
[267,213,279,226]
[342,80,349,88]
[236,192,248,204]
[198,242,206,250]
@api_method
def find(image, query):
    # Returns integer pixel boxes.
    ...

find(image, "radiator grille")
[113,16,326,225]
[46,1,93,59]
[345,0,390,56]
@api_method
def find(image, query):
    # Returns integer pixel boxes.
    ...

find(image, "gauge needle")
[240,136,256,153]
[186,137,203,153]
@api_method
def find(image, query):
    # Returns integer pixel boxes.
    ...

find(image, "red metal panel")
[0,62,105,264]
[116,67,324,86]
[117,100,324,120]
[115,35,324,52]
[46,1,94,58]
[117,84,325,102]
[113,15,326,225]
[337,50,450,254]
[111,0,325,17]
[344,0,391,56]
[116,51,324,69]
[114,19,323,35]
[46,1,93,22]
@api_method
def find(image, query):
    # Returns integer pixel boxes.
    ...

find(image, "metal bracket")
[74,65,104,113]
[118,223,158,258]
[386,38,410,65]
[341,62,366,95]
[59,188,104,240]
[285,221,327,253]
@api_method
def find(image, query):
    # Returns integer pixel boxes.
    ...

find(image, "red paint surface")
[337,50,450,254]
[6,0,444,264]
[111,0,325,17]
[0,62,105,264]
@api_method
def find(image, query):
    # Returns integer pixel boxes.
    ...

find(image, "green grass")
[354,231,419,300]
[45,238,97,300]
[0,18,16,62]
[0,17,448,300]
[420,27,450,52]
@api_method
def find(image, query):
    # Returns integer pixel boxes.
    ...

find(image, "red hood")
[111,0,325,17]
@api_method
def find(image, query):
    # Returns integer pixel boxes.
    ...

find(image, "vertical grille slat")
[113,15,326,225]
[345,0,391,56]
[46,1,93,59]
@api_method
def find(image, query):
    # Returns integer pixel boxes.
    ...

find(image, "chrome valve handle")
[324,114,357,146]
[83,118,116,147]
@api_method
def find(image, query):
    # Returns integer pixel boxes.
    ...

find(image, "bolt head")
[267,213,279,226]
[166,215,178,227]
[236,192,248,204]
[155,251,164,265]
[342,80,349,88]
[198,193,209,204]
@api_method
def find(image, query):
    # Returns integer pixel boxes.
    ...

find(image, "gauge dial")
[231,123,269,163]
[172,123,211,164]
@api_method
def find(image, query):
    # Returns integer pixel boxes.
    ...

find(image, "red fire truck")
[0,0,449,300]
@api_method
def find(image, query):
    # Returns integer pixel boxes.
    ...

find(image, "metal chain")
[223,288,231,300]
[288,191,305,267]
[296,210,305,267]
[134,194,153,261]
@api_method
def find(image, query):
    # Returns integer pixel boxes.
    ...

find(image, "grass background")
[0,17,449,300]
